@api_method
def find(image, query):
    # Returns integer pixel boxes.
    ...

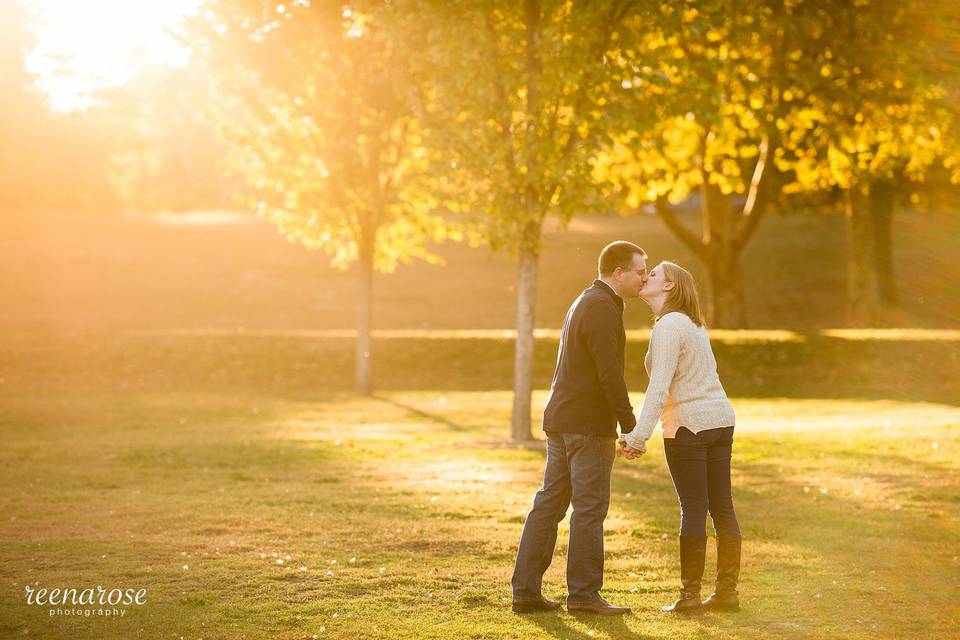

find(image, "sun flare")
[25,0,202,111]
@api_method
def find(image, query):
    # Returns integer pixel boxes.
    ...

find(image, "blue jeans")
[664,426,741,538]
[511,433,617,603]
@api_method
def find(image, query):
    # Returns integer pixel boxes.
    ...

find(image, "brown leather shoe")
[660,593,703,613]
[702,591,739,610]
[512,596,563,613]
[567,595,631,615]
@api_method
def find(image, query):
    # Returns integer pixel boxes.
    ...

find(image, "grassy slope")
[1,207,958,333]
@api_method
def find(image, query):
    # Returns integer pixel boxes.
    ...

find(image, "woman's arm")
[623,316,683,448]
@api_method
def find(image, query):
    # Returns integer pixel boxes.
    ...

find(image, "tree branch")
[654,197,706,259]
[545,1,639,198]
[734,133,777,252]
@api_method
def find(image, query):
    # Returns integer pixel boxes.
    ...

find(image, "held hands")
[618,437,646,460]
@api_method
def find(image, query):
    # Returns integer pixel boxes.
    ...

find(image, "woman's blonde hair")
[658,261,706,327]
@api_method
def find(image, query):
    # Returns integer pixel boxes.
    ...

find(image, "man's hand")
[618,437,646,459]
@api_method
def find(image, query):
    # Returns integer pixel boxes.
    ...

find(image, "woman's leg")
[662,428,709,612]
[705,426,742,609]
[705,427,740,538]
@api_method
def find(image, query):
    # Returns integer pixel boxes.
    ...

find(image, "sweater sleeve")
[585,303,637,433]
[624,315,683,447]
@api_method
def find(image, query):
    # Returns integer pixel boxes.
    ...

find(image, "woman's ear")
[663,281,675,291]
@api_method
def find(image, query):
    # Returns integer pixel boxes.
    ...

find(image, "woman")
[621,261,742,613]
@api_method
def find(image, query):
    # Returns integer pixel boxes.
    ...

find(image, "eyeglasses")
[620,268,647,277]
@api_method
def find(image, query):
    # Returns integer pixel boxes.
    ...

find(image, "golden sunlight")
[25,0,202,111]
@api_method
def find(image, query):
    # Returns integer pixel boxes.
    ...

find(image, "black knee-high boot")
[703,536,741,610]
[661,535,706,613]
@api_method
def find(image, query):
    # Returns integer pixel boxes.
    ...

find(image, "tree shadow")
[373,394,468,432]
[608,442,960,637]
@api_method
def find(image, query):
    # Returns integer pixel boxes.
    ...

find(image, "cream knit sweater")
[623,311,735,447]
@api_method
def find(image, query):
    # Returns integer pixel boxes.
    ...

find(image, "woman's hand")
[618,437,646,459]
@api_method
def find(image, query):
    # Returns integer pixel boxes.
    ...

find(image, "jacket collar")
[592,279,625,311]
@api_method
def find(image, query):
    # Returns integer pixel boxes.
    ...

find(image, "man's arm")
[585,302,636,433]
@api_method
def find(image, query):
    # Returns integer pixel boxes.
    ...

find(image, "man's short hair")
[598,241,647,276]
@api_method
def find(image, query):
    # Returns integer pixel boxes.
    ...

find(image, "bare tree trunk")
[511,243,539,442]
[509,0,541,442]
[845,188,877,326]
[870,178,898,306]
[355,239,374,396]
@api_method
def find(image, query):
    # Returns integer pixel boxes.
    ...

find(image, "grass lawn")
[2,206,958,637]
[1,334,958,639]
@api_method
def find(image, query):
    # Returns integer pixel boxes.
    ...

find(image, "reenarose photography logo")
[24,585,147,618]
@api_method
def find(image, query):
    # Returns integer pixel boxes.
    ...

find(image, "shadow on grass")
[742,433,960,482]
[523,611,654,640]
[373,394,468,432]
[608,441,960,636]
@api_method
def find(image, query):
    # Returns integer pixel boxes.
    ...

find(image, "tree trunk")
[700,182,748,329]
[355,240,374,396]
[845,188,877,326]
[706,249,748,329]
[511,244,539,442]
[509,0,541,442]
[870,178,898,306]
[656,133,776,330]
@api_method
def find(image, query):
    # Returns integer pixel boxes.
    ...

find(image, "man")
[511,241,647,616]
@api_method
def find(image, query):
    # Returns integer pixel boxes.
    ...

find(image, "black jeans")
[511,433,617,604]
[663,426,741,539]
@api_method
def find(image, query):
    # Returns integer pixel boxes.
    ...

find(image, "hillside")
[2,208,957,333]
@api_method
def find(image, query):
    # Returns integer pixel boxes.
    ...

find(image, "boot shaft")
[715,536,741,595]
[679,535,708,597]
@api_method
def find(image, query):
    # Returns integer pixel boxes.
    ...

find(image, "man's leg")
[512,434,573,601]
[564,434,617,605]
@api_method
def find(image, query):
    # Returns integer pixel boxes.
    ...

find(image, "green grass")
[2,206,958,637]
[1,334,959,639]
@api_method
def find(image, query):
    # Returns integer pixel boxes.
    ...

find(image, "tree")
[596,0,959,328]
[411,0,647,440]
[595,1,845,328]
[767,1,959,324]
[185,0,456,394]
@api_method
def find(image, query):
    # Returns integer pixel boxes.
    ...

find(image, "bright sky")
[25,0,203,112]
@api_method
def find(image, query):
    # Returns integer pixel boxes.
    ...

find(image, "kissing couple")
[511,241,742,616]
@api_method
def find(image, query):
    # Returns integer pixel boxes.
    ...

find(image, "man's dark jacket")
[542,280,637,437]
